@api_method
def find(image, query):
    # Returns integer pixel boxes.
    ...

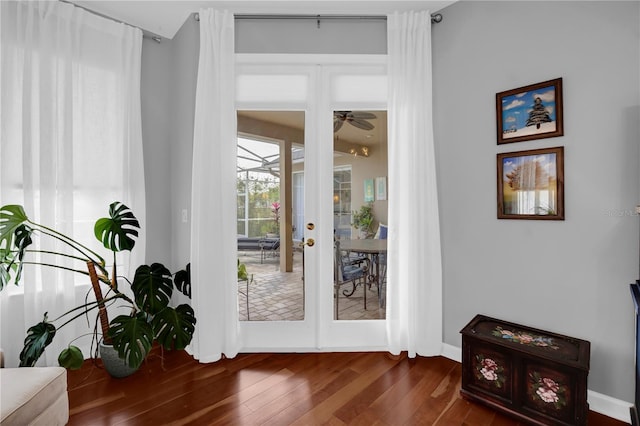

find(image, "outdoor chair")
[334,240,370,320]
[375,223,388,309]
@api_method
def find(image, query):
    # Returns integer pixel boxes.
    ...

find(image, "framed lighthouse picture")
[496,78,563,144]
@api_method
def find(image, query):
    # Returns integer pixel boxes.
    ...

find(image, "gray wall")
[433,1,639,401]
[141,15,198,270]
[141,36,172,266]
[140,1,639,402]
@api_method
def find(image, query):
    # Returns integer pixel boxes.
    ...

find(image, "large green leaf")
[0,205,28,252]
[0,206,31,290]
[152,304,196,350]
[0,259,11,291]
[108,312,154,370]
[10,224,33,284]
[94,202,140,252]
[19,317,56,367]
[132,263,173,315]
[58,345,84,370]
[173,263,191,298]
[0,224,33,290]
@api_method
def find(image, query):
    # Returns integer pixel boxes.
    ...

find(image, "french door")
[236,55,388,351]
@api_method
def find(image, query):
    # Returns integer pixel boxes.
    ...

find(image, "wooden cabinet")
[461,315,590,425]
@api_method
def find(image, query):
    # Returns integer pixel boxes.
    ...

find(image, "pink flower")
[482,358,498,370]
[481,367,498,381]
[518,334,533,344]
[542,378,560,392]
[271,202,280,211]
[536,387,559,403]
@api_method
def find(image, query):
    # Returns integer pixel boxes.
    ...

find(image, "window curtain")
[190,9,239,362]
[0,0,145,366]
[386,11,443,357]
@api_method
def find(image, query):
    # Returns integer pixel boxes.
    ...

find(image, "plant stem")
[20,261,89,276]
[87,261,112,344]
[54,295,122,330]
[31,221,105,266]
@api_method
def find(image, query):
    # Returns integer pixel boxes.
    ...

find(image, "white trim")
[439,344,632,424]
[587,390,632,424]
[441,342,461,363]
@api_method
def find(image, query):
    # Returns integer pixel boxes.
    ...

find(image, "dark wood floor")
[67,350,626,425]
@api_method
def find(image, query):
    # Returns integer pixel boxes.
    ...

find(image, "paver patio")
[237,250,385,321]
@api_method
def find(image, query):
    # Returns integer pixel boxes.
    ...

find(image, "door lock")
[306,223,315,230]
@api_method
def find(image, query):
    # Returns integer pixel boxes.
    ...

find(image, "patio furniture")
[338,238,387,309]
[334,240,370,320]
[237,236,280,263]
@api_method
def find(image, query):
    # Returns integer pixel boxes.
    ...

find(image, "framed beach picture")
[364,178,374,202]
[375,176,387,201]
[497,146,564,220]
[496,78,563,144]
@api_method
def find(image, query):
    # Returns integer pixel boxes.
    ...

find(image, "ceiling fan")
[333,111,377,132]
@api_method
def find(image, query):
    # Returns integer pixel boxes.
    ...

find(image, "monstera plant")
[0,202,195,373]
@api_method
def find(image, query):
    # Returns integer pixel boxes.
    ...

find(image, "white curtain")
[0,0,145,366]
[190,9,239,362]
[386,11,443,357]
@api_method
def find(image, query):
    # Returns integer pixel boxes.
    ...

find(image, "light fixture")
[349,146,370,157]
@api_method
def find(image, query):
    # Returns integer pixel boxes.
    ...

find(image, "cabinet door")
[521,360,582,425]
[463,340,514,405]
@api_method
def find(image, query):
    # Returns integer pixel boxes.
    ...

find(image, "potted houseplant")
[0,202,195,375]
[351,203,375,238]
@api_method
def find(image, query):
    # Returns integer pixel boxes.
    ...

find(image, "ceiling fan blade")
[348,118,375,131]
[349,112,377,120]
[333,119,344,132]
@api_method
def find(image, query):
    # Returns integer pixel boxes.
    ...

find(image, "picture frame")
[497,146,564,220]
[496,78,563,144]
[375,176,387,201]
[364,178,374,202]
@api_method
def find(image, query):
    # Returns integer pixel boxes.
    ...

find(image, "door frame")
[236,53,389,352]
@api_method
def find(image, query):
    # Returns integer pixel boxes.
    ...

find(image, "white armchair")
[0,350,69,425]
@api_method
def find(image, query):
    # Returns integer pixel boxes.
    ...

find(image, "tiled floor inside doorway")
[237,250,385,321]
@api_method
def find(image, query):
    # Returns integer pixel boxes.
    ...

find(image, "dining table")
[338,238,387,308]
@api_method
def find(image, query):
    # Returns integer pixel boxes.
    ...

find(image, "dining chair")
[374,223,387,309]
[334,240,370,320]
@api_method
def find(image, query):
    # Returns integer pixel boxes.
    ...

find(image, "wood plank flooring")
[67,350,626,425]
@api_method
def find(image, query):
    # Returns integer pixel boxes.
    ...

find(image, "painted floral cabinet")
[460,315,590,425]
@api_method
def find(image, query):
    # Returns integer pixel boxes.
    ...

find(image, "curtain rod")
[194,13,443,24]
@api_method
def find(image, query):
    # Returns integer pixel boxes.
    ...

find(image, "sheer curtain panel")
[190,9,239,362]
[386,10,443,357]
[0,1,145,366]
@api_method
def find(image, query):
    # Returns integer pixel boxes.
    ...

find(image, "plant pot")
[99,342,138,378]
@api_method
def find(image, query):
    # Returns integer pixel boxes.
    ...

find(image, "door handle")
[304,238,315,247]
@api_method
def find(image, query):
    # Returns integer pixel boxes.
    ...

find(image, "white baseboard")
[441,342,461,363]
[440,343,632,424]
[587,390,632,424]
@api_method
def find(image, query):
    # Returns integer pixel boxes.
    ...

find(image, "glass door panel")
[236,110,305,322]
[332,110,388,321]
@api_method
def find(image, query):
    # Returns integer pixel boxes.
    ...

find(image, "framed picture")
[497,146,564,220]
[364,178,374,202]
[496,78,563,144]
[375,176,387,201]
